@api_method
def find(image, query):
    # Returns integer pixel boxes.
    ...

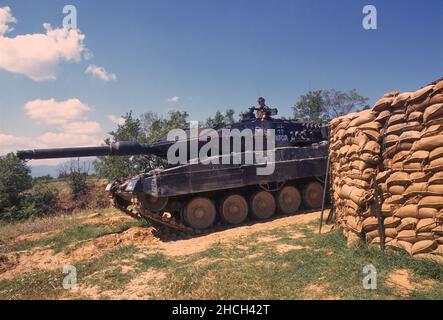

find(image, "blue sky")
[0,0,442,161]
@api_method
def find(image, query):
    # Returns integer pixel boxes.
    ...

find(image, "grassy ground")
[0,209,442,300]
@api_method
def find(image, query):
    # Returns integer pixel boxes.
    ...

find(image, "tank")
[17,107,329,234]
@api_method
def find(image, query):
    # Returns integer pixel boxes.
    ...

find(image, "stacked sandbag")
[329,78,443,257]
[378,80,443,256]
[329,108,383,242]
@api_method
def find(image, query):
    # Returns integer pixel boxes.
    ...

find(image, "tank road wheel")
[143,195,168,212]
[302,181,324,209]
[220,194,248,225]
[277,186,301,215]
[184,197,216,230]
[250,191,276,220]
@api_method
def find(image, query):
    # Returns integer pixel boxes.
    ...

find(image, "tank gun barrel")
[16,141,153,160]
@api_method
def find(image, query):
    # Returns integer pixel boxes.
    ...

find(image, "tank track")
[111,183,327,236]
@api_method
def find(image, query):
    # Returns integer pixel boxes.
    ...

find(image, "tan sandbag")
[416,218,439,233]
[420,124,443,138]
[427,184,443,195]
[385,134,399,147]
[412,135,443,151]
[392,151,410,164]
[410,172,432,183]
[346,216,363,233]
[381,203,398,217]
[384,216,401,228]
[428,158,443,172]
[411,240,437,255]
[361,129,381,141]
[359,121,382,131]
[360,140,381,155]
[397,230,419,243]
[362,217,379,232]
[418,207,439,219]
[396,217,418,232]
[436,237,443,245]
[432,225,443,237]
[385,195,405,204]
[397,240,413,255]
[416,232,435,241]
[430,93,443,105]
[384,228,398,238]
[386,171,410,187]
[350,160,371,171]
[419,196,443,208]
[375,110,391,123]
[408,111,423,122]
[409,84,434,103]
[424,103,443,123]
[404,183,428,196]
[386,238,399,249]
[429,147,443,161]
[429,172,443,185]
[395,205,419,218]
[366,229,380,240]
[343,177,370,189]
[405,150,429,163]
[386,122,422,136]
[388,185,406,195]
[379,183,388,193]
[348,110,378,127]
[373,97,392,112]
[402,162,423,171]
[387,114,406,127]
[376,171,391,183]
[432,80,443,96]
[339,184,371,207]
[392,92,411,107]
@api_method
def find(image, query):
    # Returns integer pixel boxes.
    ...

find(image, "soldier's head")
[258,97,266,108]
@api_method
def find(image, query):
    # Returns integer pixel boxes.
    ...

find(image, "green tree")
[292,90,325,122]
[0,153,32,214]
[293,89,369,121]
[94,110,189,180]
[205,109,236,127]
[322,89,369,119]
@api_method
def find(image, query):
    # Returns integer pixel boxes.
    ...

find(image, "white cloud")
[25,98,92,125]
[108,114,126,126]
[86,64,117,82]
[62,121,102,134]
[0,6,16,36]
[0,7,88,81]
[167,96,179,103]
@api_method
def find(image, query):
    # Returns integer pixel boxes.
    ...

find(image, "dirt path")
[0,210,327,280]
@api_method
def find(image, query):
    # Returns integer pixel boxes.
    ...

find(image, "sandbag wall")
[329,78,443,256]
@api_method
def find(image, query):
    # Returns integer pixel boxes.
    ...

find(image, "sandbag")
[384,216,401,228]
[392,92,411,108]
[386,172,410,187]
[419,196,443,208]
[386,122,422,136]
[430,93,443,105]
[404,183,428,196]
[416,218,439,233]
[420,124,443,138]
[348,111,377,127]
[411,240,437,255]
[412,135,443,151]
[397,240,413,255]
[429,172,443,185]
[424,103,443,123]
[362,217,379,232]
[408,111,423,122]
[395,205,419,218]
[375,110,391,123]
[410,172,432,183]
[397,230,419,243]
[429,147,443,161]
[387,114,406,127]
[405,150,429,163]
[427,184,443,195]
[409,84,434,103]
[384,228,398,238]
[432,80,443,96]
[428,158,443,171]
[418,207,439,219]
[396,217,418,232]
